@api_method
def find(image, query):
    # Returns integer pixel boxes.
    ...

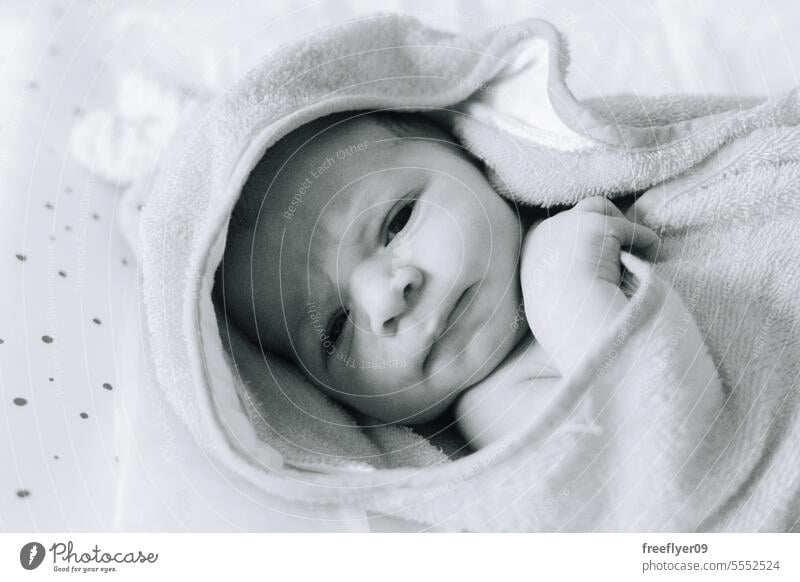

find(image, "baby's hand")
[521,197,659,377]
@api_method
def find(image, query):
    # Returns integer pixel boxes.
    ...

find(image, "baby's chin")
[330,340,517,424]
[400,335,524,424]
[323,301,526,424]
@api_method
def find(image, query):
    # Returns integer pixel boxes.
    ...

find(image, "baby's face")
[227,117,526,423]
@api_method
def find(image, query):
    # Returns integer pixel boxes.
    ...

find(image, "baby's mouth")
[422,284,477,370]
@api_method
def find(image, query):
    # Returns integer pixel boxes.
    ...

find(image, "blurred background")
[1,0,799,532]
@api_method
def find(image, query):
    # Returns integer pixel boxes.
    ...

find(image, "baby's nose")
[353,262,423,335]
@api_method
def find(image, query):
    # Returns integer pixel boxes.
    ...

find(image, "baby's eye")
[385,199,417,245]
[327,309,348,348]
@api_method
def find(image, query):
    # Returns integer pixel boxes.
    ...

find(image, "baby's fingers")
[608,216,661,262]
[575,196,626,218]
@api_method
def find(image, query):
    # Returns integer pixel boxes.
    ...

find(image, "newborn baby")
[216,110,659,449]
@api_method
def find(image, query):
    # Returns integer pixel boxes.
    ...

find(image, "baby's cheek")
[414,214,470,269]
[357,357,415,391]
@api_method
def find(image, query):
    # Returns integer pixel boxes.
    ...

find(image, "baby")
[216,110,659,450]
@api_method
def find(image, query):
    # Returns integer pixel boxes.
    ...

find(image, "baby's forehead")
[251,130,375,277]
[253,111,459,275]
[276,115,389,176]
[263,121,397,228]
[277,169,391,267]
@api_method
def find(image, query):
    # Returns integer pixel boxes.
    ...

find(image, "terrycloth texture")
[133,13,800,531]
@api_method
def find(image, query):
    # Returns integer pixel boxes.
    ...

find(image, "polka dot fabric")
[0,2,136,531]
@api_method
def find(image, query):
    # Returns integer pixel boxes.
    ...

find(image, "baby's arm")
[456,199,659,449]
[521,197,660,377]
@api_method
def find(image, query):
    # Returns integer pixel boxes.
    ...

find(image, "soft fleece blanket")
[127,14,800,531]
